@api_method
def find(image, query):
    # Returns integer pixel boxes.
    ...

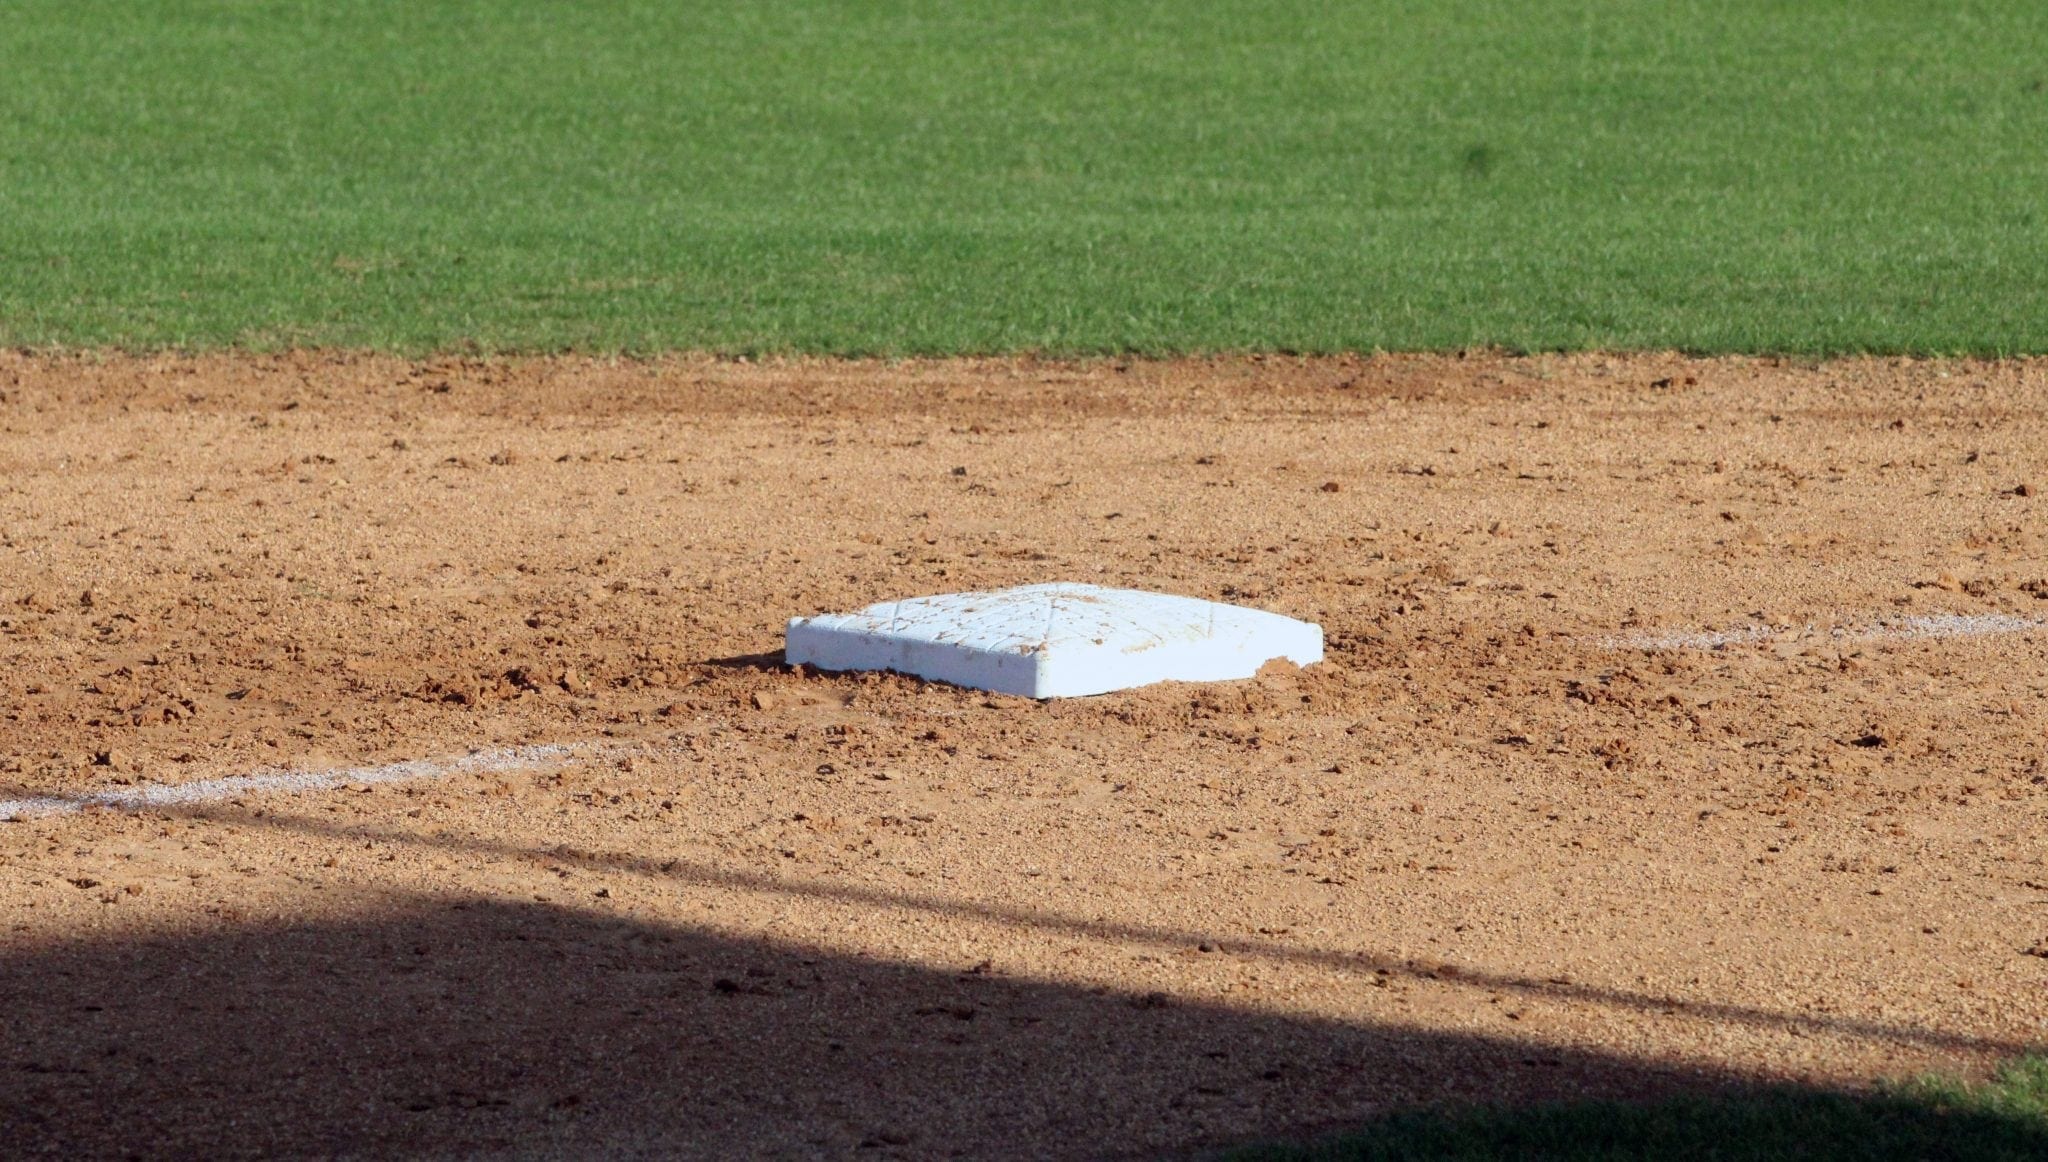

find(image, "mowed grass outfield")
[3,0,2047,354]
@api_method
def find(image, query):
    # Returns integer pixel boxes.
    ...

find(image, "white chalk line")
[5,610,2042,818]
[0,741,607,823]
[1608,611,2048,652]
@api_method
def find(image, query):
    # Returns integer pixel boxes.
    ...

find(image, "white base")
[785,583,1323,698]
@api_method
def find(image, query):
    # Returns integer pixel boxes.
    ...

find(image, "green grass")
[2,1,2046,354]
[1229,1056,2048,1161]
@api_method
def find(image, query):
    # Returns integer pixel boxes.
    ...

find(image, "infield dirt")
[3,352,2045,1157]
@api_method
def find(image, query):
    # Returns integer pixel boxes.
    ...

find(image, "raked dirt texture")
[1,352,2044,1156]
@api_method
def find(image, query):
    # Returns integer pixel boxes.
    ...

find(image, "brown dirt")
[2,350,2045,1158]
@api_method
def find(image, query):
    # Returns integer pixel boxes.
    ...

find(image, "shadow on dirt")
[5,890,2041,1160]
[37,795,2018,1063]
[0,896,1721,1158]
[701,649,791,672]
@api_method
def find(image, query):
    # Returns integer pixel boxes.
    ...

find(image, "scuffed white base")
[786,583,1323,698]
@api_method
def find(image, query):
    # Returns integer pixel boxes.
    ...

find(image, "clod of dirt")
[1320,481,1341,493]
[416,679,479,707]
[93,748,130,770]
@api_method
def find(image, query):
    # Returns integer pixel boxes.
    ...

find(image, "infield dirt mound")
[2,352,2044,1157]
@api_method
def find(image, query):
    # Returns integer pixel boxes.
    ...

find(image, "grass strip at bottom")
[1230,1055,2048,1161]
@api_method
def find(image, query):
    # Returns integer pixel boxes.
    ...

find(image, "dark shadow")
[700,649,790,672]
[31,792,2024,1063]
[5,799,2043,1158]
[0,896,1818,1160]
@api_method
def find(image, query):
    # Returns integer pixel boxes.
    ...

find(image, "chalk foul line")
[1608,611,2048,652]
[0,741,604,823]
[6,611,2042,820]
